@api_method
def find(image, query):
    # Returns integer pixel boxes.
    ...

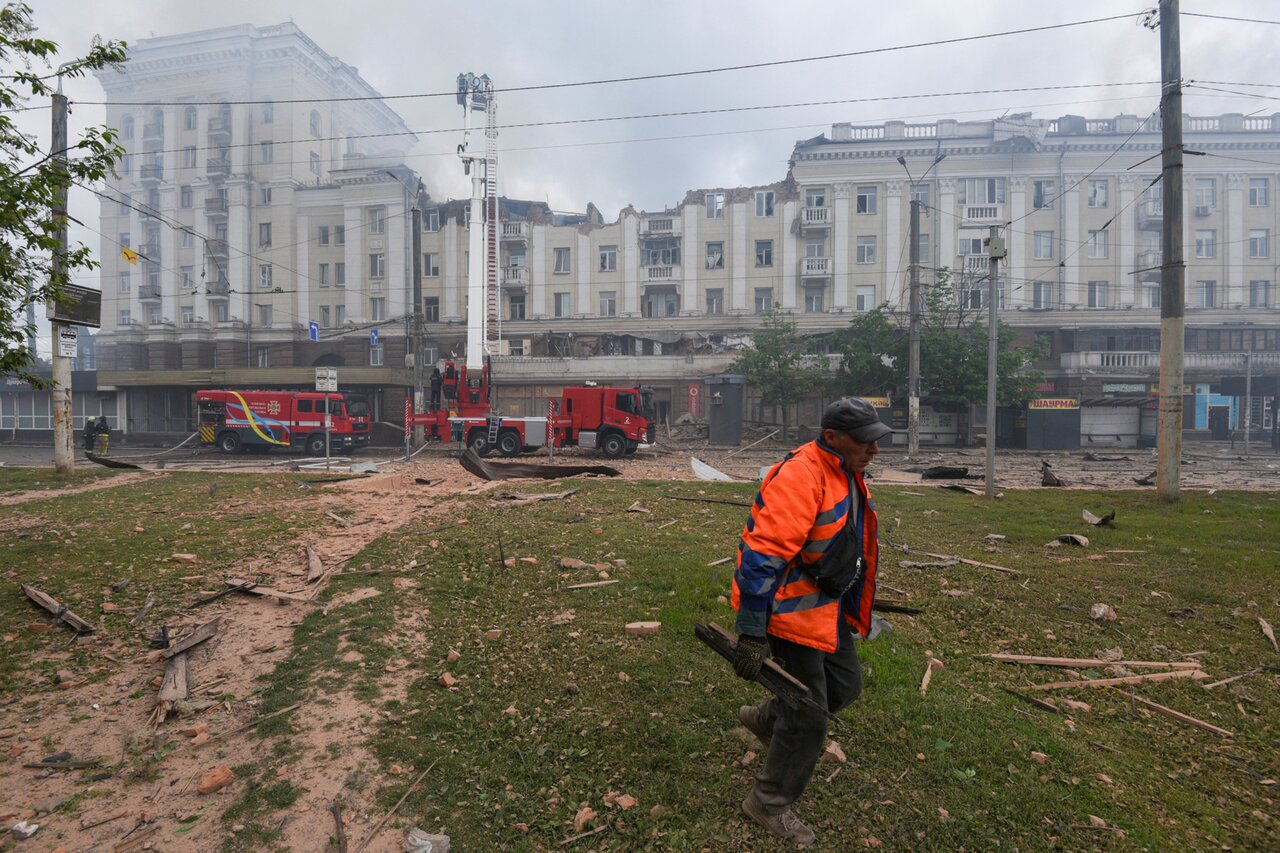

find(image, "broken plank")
[985,654,1202,671]
[1002,687,1060,714]
[130,593,156,626]
[565,580,620,590]
[156,652,189,702]
[873,601,923,615]
[190,581,256,608]
[504,488,579,502]
[306,544,324,583]
[1028,669,1208,691]
[663,494,752,508]
[909,549,1022,575]
[706,556,734,567]
[1123,691,1235,738]
[224,578,321,604]
[163,618,220,659]
[20,583,97,634]
[325,511,353,528]
[1203,670,1260,690]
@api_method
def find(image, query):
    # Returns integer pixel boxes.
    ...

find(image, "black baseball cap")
[821,397,892,443]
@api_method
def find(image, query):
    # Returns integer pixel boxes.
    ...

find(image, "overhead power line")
[82,13,1144,107]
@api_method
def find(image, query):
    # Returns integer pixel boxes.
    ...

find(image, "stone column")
[1062,174,1081,307]
[1008,177,1027,307]
[732,200,749,311]
[1117,174,1137,307]
[938,178,956,276]
[529,224,547,319]
[1227,173,1245,306]
[623,213,640,317]
[576,232,591,317]
[881,181,900,310]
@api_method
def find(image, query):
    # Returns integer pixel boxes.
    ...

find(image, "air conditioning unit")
[1194,205,1210,217]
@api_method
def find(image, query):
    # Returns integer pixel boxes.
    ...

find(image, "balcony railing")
[642,264,680,281]
[1137,198,1163,225]
[642,218,681,236]
[142,122,164,142]
[800,256,831,276]
[964,204,1002,221]
[206,278,230,297]
[208,117,231,139]
[206,157,231,177]
[204,195,227,215]
[1061,350,1280,373]
[501,267,528,286]
[961,255,989,273]
[138,242,160,259]
[1136,250,1162,283]
[139,163,163,183]
[205,239,228,258]
[138,284,162,301]
[501,221,528,241]
[800,206,831,227]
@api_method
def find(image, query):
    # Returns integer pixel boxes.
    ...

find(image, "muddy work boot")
[738,705,772,750]
[742,792,815,847]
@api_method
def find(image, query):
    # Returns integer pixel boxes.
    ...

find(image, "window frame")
[705,192,725,219]
[855,185,877,214]
[755,239,773,267]
[553,247,572,274]
[755,190,774,217]
[856,235,876,265]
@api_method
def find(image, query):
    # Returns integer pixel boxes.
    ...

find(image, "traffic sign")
[57,326,78,358]
[370,328,379,347]
[308,321,319,342]
[315,367,337,392]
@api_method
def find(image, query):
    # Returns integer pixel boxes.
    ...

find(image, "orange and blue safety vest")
[731,439,879,653]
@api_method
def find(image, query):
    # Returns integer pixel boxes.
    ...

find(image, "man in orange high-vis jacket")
[730,397,888,847]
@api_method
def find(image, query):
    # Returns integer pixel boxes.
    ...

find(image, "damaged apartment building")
[73,20,1280,445]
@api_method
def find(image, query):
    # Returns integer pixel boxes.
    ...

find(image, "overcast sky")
[14,1,1280,350]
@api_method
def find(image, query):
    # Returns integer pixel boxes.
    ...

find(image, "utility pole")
[985,227,1005,499]
[50,80,73,474]
[907,197,922,458]
[1244,348,1252,459]
[411,200,424,445]
[1156,0,1185,502]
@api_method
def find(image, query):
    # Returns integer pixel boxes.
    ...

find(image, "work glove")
[733,634,770,681]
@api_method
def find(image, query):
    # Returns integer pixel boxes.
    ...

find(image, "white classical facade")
[88,23,1280,438]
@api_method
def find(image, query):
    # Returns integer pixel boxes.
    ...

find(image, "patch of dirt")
[0,470,164,506]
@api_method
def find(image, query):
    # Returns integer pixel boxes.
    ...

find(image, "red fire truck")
[413,361,653,458]
[196,389,371,455]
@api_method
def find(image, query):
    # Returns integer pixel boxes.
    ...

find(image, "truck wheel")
[217,432,242,454]
[467,429,492,457]
[496,429,521,457]
[306,434,327,456]
[600,432,627,459]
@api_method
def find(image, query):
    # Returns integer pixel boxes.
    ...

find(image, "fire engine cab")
[196,389,371,455]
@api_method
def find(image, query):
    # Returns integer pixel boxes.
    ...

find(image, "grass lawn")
[0,465,120,496]
[234,481,1280,851]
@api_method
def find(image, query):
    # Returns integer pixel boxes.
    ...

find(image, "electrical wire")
[1183,12,1280,26]
[82,13,1145,108]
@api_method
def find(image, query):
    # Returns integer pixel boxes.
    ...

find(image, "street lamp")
[896,153,945,458]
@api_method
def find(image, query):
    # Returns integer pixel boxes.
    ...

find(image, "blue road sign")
[371,328,379,347]
[308,321,319,342]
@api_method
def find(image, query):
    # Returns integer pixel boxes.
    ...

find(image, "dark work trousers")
[750,631,862,813]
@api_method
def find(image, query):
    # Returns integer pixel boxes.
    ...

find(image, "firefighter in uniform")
[731,397,889,846]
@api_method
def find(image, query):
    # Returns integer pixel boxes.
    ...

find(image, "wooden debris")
[694,622,840,724]
[1203,670,1259,690]
[725,428,779,457]
[706,556,734,567]
[325,511,352,528]
[566,580,620,590]
[900,558,959,569]
[920,657,944,696]
[1056,534,1090,547]
[505,488,579,502]
[873,601,923,615]
[625,500,651,513]
[905,548,1021,575]
[1040,461,1067,487]
[663,494,752,508]
[625,621,661,635]
[202,702,303,744]
[85,451,140,470]
[163,618,220,658]
[1082,509,1115,527]
[942,483,981,495]
[20,584,96,634]
[985,654,1202,671]
[1002,687,1059,713]
[23,758,101,769]
[305,544,324,583]
[79,810,128,830]
[1028,669,1208,691]
[130,593,156,626]
[1260,618,1279,654]
[1134,470,1156,486]
[1122,691,1234,738]
[353,760,437,853]
[190,582,255,608]
[330,800,348,853]
[112,825,158,851]
[223,579,320,604]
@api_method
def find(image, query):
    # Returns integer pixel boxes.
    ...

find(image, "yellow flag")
[120,246,139,265]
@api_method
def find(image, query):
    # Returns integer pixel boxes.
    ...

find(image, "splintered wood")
[21,584,96,634]
[986,654,1202,671]
[1027,669,1207,691]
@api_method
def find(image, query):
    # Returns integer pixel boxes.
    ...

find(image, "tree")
[729,308,828,440]
[827,304,905,397]
[0,3,126,383]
